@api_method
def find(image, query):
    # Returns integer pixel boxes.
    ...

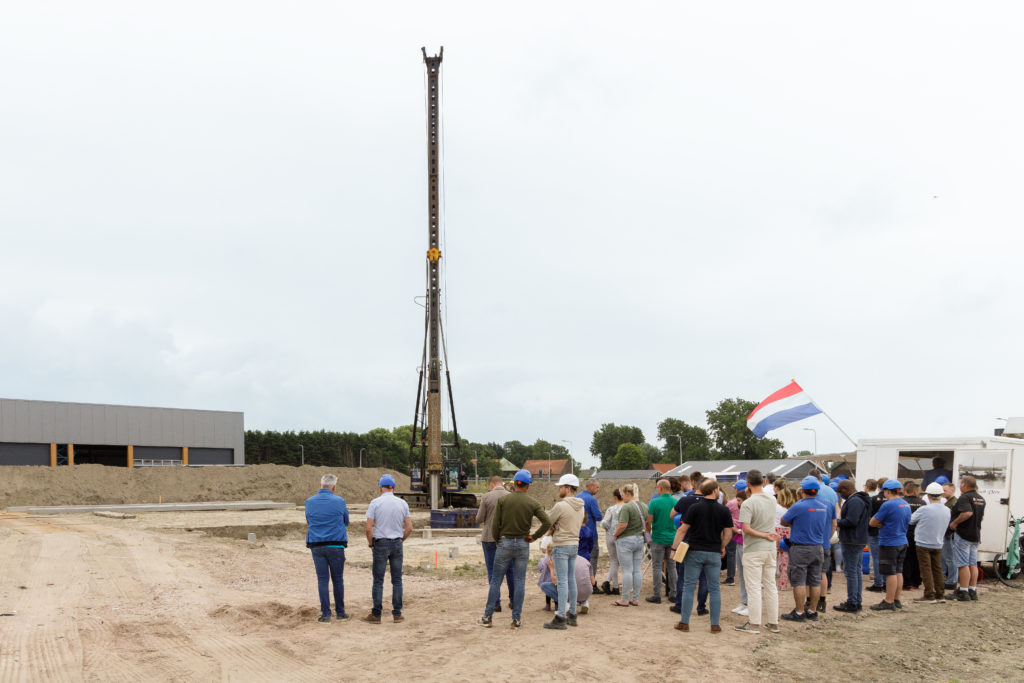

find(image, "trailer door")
[953,449,1011,556]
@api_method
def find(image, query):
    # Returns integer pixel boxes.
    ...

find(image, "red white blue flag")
[746,380,822,438]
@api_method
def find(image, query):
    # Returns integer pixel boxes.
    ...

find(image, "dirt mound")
[209,602,319,628]
[184,522,307,540]
[0,464,409,508]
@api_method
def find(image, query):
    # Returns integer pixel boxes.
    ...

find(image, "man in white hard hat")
[912,482,952,604]
[543,473,586,630]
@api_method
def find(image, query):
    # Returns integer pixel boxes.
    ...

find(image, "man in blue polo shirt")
[577,479,603,593]
[780,476,835,623]
[869,479,911,611]
[305,473,350,623]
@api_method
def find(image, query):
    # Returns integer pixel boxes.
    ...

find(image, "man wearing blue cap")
[363,474,412,624]
[868,479,911,611]
[780,476,835,622]
[478,469,551,628]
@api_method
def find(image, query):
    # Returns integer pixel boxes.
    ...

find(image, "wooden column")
[127,445,134,468]
[181,446,189,466]
[68,444,74,466]
[50,443,57,467]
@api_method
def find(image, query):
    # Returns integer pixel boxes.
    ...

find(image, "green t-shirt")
[648,494,678,545]
[617,500,648,538]
[738,492,777,553]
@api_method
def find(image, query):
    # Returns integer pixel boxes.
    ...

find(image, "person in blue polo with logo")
[868,479,911,611]
[305,473,350,623]
[779,476,835,623]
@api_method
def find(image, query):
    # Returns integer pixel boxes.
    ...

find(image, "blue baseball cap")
[821,474,830,484]
[800,476,821,491]
[830,481,839,490]
[379,474,396,488]
[835,475,849,481]
[513,469,532,484]
[734,480,748,491]
[882,479,903,490]
[935,475,950,485]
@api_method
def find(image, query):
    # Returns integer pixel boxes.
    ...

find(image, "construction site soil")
[2,466,1023,681]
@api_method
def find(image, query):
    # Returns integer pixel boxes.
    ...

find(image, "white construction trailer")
[854,435,1024,561]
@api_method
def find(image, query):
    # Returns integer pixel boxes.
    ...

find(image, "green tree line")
[590,397,788,470]
[247,396,788,476]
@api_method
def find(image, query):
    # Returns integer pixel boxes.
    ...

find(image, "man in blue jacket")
[834,479,871,613]
[305,473,350,623]
[577,479,603,593]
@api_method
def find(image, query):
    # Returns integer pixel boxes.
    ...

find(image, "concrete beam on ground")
[6,501,297,514]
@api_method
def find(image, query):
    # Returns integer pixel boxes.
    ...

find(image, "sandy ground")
[0,465,410,508]
[3,507,1024,682]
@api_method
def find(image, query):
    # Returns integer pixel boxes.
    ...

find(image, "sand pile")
[521,479,659,509]
[0,464,409,508]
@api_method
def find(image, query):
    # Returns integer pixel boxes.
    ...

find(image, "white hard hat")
[557,473,581,487]
[925,482,944,496]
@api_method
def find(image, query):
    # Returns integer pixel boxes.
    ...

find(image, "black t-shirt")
[673,494,702,544]
[953,490,986,543]
[868,493,885,537]
[682,497,733,553]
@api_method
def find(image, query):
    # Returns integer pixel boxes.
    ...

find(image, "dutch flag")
[746,380,822,439]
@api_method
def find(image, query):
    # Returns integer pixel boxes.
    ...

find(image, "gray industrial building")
[0,398,244,467]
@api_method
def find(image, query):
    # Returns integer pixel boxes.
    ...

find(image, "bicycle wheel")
[992,553,1024,588]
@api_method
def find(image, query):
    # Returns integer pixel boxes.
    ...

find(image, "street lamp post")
[359,447,366,468]
[672,434,683,466]
[560,440,573,476]
[803,428,817,456]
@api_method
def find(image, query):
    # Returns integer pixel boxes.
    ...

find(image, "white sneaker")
[737,606,749,616]
[731,604,747,614]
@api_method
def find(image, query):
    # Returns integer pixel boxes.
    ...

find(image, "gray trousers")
[650,542,677,599]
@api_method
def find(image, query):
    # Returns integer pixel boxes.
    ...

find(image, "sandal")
[613,601,630,607]
[629,601,639,606]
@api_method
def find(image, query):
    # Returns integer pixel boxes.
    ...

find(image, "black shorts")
[879,544,907,576]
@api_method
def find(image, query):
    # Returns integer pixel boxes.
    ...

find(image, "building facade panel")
[0,399,244,464]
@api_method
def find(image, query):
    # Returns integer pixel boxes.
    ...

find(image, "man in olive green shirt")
[479,469,551,628]
[646,479,678,603]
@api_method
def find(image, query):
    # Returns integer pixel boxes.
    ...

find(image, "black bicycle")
[992,516,1024,588]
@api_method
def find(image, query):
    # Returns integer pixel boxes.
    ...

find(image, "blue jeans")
[552,544,579,618]
[371,539,403,617]
[311,546,346,618]
[675,561,707,611]
[840,543,863,606]
[680,550,722,626]
[485,538,529,620]
[615,535,644,602]
[942,536,957,584]
[868,536,884,587]
[481,541,515,608]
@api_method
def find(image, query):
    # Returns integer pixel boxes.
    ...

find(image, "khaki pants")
[742,548,779,626]
[916,546,945,600]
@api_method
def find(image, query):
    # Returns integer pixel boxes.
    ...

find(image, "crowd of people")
[300,456,987,633]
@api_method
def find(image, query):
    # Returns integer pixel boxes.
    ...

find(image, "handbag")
[634,501,652,543]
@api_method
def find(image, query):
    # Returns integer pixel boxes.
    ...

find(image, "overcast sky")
[3,2,1022,467]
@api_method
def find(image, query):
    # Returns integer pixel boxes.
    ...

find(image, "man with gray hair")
[304,473,350,623]
[646,478,677,604]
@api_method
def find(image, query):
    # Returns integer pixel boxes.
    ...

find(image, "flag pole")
[796,380,858,449]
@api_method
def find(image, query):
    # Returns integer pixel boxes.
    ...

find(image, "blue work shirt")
[873,497,912,547]
[366,491,411,539]
[576,489,602,538]
[305,489,349,547]
[816,484,839,509]
[782,496,834,546]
